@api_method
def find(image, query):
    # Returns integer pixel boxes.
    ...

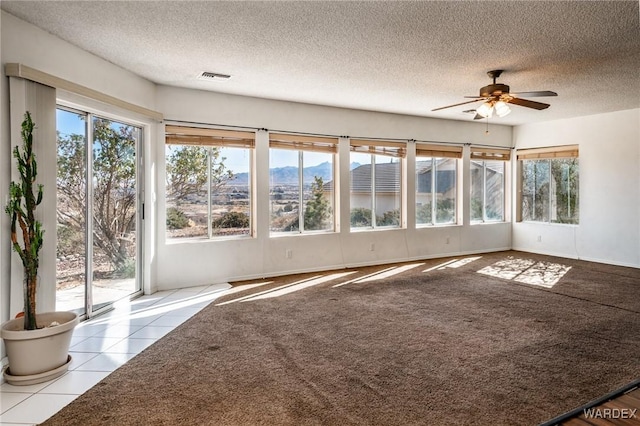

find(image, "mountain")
[229,161,362,186]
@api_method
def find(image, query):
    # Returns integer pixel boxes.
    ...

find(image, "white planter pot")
[1,311,79,385]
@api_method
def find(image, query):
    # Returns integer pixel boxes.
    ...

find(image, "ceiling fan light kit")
[494,100,511,117]
[476,102,493,118]
[432,69,557,121]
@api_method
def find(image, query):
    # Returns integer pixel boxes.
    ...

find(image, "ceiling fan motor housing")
[480,83,510,97]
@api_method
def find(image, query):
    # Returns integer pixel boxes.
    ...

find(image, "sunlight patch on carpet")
[244,272,356,300]
[217,276,323,305]
[422,256,482,272]
[356,263,425,283]
[332,266,397,288]
[477,257,571,288]
[334,263,424,287]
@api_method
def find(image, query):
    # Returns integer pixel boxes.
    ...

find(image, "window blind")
[415,143,463,159]
[269,133,338,153]
[350,139,406,158]
[470,146,511,161]
[516,145,579,160]
[165,125,255,148]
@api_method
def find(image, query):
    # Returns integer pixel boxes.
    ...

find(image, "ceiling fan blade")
[511,90,557,97]
[508,97,551,110]
[432,98,484,112]
[473,114,484,120]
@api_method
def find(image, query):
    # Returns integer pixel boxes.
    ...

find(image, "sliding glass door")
[56,107,143,317]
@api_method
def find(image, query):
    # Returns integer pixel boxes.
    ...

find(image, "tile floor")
[0,283,231,425]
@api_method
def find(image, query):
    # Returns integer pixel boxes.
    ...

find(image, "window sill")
[415,223,460,229]
[470,220,507,225]
[517,221,579,227]
[269,230,336,238]
[165,234,254,244]
[349,226,404,233]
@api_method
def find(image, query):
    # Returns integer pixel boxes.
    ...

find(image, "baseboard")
[512,247,640,269]
[573,255,640,269]
[224,247,513,283]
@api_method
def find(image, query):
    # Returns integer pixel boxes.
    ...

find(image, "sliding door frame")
[56,102,145,319]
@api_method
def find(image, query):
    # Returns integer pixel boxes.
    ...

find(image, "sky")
[59,108,335,174]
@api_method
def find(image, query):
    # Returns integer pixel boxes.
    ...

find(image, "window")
[165,125,254,239]
[470,147,510,223]
[350,140,405,229]
[518,145,579,224]
[415,144,461,226]
[269,133,337,234]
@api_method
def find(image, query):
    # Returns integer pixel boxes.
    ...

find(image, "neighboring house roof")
[323,160,459,194]
[352,163,401,193]
[416,166,455,194]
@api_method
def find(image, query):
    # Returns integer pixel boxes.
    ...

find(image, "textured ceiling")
[2,1,639,125]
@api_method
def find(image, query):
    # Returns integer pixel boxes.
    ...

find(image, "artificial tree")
[5,111,44,330]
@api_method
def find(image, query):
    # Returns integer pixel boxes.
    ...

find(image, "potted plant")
[1,111,78,386]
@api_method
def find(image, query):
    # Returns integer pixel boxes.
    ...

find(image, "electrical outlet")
[446,236,450,244]
[537,235,542,242]
[369,243,375,252]
[285,249,292,259]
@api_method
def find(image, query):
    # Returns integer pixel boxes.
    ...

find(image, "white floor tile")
[162,306,203,317]
[113,313,164,327]
[74,353,137,372]
[0,381,51,394]
[67,352,100,371]
[0,393,78,424]
[0,392,30,414]
[39,371,110,395]
[90,324,144,338]
[128,326,174,339]
[173,285,209,293]
[149,315,191,327]
[71,323,110,337]
[69,335,89,347]
[70,336,123,353]
[103,338,156,354]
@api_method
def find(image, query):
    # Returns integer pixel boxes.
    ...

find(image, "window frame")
[165,125,256,240]
[349,140,406,230]
[415,143,462,227]
[517,145,579,225]
[269,133,338,235]
[470,146,510,224]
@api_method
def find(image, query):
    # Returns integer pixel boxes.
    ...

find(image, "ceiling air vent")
[199,71,231,81]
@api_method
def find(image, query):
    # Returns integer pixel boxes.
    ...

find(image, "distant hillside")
[229,161,361,186]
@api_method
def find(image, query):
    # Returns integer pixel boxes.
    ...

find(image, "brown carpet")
[42,251,640,425]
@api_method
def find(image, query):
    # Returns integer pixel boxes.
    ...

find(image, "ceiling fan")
[432,70,557,119]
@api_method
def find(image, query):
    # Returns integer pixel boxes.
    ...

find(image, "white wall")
[1,11,158,351]
[155,86,513,288]
[512,109,640,268]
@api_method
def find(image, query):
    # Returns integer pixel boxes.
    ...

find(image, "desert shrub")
[377,209,400,226]
[115,257,136,279]
[57,224,84,257]
[213,211,250,229]
[166,207,189,229]
[350,207,372,227]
